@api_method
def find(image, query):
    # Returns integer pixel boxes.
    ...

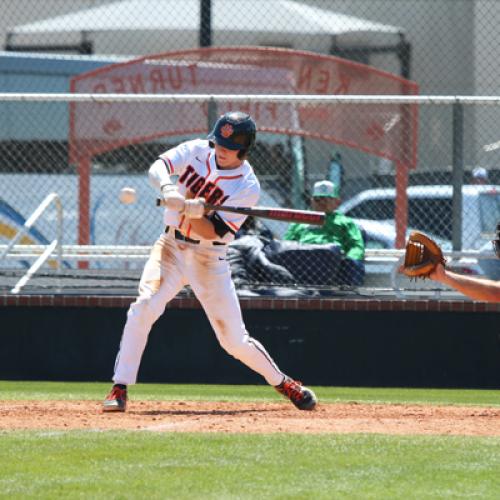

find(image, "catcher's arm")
[430,263,500,302]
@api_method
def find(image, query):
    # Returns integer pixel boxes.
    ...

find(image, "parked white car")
[355,219,450,250]
[338,185,500,251]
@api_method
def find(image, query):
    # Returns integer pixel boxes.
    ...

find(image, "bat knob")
[156,198,162,206]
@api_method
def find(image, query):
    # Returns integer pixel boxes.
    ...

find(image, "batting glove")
[161,184,185,212]
[183,198,206,219]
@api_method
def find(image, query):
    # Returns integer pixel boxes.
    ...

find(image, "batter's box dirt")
[1,401,499,435]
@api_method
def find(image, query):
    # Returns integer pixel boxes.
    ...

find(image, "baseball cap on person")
[472,166,488,180]
[312,180,339,198]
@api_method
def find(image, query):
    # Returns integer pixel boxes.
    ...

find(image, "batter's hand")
[161,184,185,212]
[183,198,206,219]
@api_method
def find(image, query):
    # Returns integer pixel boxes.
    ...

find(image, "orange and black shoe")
[102,384,127,412]
[275,377,317,411]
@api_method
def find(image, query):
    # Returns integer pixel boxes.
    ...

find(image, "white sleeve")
[148,159,173,191]
[158,140,196,176]
[150,140,197,191]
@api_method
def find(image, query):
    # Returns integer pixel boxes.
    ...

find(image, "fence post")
[207,97,217,133]
[199,0,212,47]
[78,156,91,269]
[452,101,464,251]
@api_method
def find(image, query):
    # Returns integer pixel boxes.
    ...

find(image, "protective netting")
[1,0,500,293]
[66,47,418,256]
[1,94,499,294]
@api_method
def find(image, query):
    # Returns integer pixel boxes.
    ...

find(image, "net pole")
[77,156,91,269]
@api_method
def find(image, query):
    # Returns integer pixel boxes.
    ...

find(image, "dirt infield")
[1,400,499,435]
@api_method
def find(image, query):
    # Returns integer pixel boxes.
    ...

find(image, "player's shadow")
[132,408,281,416]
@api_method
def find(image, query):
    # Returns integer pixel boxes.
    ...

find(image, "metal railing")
[0,193,63,294]
[0,244,149,261]
[367,248,497,298]
[1,244,495,297]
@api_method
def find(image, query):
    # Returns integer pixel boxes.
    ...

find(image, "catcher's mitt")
[400,231,446,279]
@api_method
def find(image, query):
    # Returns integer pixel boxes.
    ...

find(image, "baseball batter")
[103,111,317,412]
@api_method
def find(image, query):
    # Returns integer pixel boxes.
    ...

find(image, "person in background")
[471,166,489,184]
[284,180,365,285]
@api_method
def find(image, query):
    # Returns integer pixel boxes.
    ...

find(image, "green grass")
[0,381,499,498]
[0,380,499,407]
[1,431,499,499]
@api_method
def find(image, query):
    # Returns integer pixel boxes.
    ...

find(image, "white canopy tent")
[7,0,401,36]
[5,0,408,75]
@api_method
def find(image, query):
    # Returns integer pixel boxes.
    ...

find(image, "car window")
[346,199,394,220]
[408,198,452,240]
[479,192,500,233]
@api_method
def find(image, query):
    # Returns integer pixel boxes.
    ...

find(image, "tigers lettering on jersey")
[178,165,228,205]
[155,139,260,240]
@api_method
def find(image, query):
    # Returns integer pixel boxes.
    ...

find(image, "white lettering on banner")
[72,62,296,149]
[297,64,352,95]
[91,65,199,94]
[70,49,419,169]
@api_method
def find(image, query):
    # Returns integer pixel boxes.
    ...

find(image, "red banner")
[70,47,419,168]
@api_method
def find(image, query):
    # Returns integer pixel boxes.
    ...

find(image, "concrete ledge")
[1,293,498,312]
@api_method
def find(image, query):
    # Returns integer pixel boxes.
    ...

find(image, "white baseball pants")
[113,232,285,386]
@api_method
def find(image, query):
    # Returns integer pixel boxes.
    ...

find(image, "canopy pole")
[199,0,212,47]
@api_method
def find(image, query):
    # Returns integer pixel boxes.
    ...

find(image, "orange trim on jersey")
[161,156,174,174]
[207,172,245,233]
[225,219,240,231]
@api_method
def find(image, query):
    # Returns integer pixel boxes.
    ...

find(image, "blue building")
[0,52,127,143]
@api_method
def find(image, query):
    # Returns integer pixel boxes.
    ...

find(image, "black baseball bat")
[156,198,325,225]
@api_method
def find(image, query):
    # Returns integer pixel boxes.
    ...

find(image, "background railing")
[0,192,63,293]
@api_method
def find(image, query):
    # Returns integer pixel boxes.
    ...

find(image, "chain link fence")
[1,1,499,293]
[1,94,499,293]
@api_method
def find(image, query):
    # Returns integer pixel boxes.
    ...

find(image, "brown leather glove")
[400,231,446,279]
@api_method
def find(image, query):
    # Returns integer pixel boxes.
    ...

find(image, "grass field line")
[142,420,197,431]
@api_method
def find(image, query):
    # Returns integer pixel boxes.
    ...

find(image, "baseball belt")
[165,226,226,246]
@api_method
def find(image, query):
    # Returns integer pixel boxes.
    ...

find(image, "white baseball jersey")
[150,139,260,243]
[112,138,285,389]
